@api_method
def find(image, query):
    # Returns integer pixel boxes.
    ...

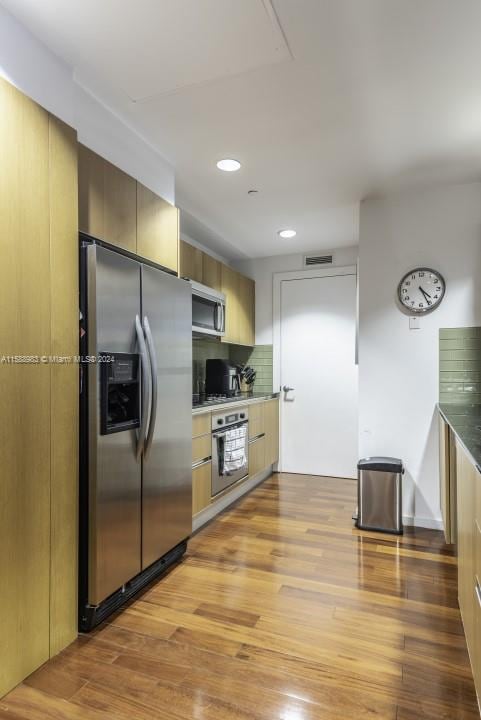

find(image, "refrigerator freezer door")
[87,245,142,604]
[141,265,192,568]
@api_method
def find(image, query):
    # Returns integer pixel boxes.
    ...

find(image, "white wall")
[0,5,174,203]
[359,182,481,528]
[235,246,359,344]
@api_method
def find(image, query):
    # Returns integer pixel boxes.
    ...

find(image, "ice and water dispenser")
[100,353,140,435]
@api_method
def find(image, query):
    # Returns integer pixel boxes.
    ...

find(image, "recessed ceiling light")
[278,229,297,239]
[216,158,241,172]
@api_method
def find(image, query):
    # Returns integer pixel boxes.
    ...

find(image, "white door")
[279,271,358,478]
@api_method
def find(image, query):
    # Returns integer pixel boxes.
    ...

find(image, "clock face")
[398,268,445,314]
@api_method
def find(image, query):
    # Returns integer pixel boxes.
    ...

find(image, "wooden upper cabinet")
[177,239,255,345]
[78,144,103,239]
[78,144,136,252]
[221,264,255,346]
[238,274,255,346]
[179,239,203,282]
[202,253,222,292]
[136,182,179,273]
[221,264,240,344]
[103,159,136,252]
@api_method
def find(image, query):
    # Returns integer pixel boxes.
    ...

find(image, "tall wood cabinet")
[0,77,78,697]
[78,145,179,273]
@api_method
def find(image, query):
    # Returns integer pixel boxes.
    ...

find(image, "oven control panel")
[211,407,249,431]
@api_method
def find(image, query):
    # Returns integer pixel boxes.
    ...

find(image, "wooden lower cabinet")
[248,401,265,439]
[191,399,279,520]
[192,461,212,515]
[193,412,211,438]
[455,437,481,709]
[249,436,266,477]
[248,398,279,477]
[264,398,280,467]
[439,414,456,544]
[192,434,211,465]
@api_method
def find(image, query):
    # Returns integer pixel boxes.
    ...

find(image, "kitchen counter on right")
[438,402,481,470]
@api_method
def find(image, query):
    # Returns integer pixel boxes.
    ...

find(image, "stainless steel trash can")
[356,457,403,535]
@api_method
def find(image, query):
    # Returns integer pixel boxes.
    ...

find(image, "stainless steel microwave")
[191,280,225,337]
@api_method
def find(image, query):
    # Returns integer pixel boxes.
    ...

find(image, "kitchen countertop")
[438,402,481,470]
[193,392,279,414]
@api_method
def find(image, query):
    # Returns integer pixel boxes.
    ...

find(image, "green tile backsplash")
[193,339,273,395]
[229,344,274,395]
[439,327,481,404]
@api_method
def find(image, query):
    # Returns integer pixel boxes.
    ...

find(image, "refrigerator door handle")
[135,314,151,459]
[143,315,158,459]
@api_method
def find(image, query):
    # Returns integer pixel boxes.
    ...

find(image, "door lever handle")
[282,385,295,392]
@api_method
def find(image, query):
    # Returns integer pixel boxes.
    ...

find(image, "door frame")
[272,265,357,471]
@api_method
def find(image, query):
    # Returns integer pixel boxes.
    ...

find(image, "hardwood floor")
[1,473,479,719]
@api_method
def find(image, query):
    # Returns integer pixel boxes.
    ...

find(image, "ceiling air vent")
[303,253,333,267]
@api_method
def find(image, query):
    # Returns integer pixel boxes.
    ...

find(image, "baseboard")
[193,467,272,532]
[402,515,444,531]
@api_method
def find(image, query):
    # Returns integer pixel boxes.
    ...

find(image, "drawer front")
[192,412,211,438]
[192,461,212,515]
[192,434,211,466]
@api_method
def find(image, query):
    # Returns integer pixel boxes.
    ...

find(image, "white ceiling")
[4,0,481,259]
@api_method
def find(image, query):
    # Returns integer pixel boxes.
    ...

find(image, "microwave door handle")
[135,314,151,460]
[142,315,158,459]
[214,303,220,332]
[220,303,225,332]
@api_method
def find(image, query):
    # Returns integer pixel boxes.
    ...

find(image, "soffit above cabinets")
[2,0,292,101]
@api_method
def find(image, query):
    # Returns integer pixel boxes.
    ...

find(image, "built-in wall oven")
[191,280,225,337]
[211,408,249,495]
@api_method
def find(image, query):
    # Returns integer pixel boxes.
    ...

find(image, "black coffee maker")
[205,359,242,397]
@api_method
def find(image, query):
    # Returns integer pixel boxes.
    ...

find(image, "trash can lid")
[357,456,404,473]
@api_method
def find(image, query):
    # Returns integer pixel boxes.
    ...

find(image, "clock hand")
[419,286,431,302]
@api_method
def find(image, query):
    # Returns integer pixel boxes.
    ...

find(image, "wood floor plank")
[3,473,479,718]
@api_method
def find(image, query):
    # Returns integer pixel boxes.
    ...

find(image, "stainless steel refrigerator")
[79,238,192,631]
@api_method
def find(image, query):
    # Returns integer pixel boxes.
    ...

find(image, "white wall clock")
[398,268,446,314]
